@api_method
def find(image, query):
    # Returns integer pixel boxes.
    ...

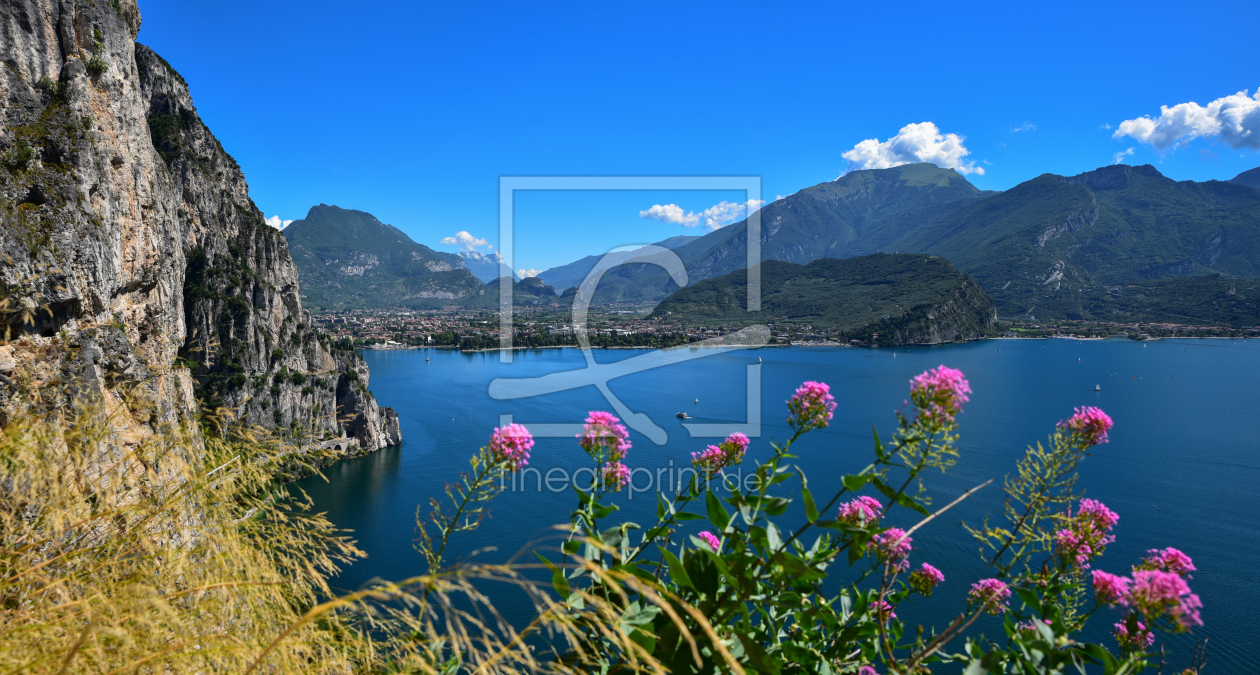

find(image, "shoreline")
[360,334,1260,355]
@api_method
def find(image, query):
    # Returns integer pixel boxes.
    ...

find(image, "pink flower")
[1056,498,1118,568]
[690,446,727,473]
[1060,406,1113,447]
[909,365,971,426]
[857,668,879,675]
[690,433,751,473]
[1092,570,1130,605]
[1125,569,1203,630]
[968,578,1011,615]
[787,381,836,432]
[1017,618,1052,637]
[1141,547,1196,577]
[1113,620,1155,652]
[578,411,632,461]
[697,531,721,551]
[724,432,750,455]
[871,528,912,572]
[837,496,883,526]
[1079,498,1120,531]
[908,562,944,596]
[869,599,896,622]
[601,461,630,490]
[487,423,533,471]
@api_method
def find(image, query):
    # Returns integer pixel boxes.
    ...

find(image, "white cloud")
[517,268,542,278]
[265,215,293,230]
[639,203,697,227]
[841,122,983,175]
[1114,89,1260,151]
[1113,147,1134,165]
[439,230,491,252]
[639,199,766,232]
[1012,122,1037,133]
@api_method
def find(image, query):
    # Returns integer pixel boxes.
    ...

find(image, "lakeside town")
[313,306,1260,350]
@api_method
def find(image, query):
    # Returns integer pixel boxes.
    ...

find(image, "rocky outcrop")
[869,275,997,346]
[0,0,399,458]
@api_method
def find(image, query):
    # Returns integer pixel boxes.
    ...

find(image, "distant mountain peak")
[1231,166,1260,189]
[283,205,483,309]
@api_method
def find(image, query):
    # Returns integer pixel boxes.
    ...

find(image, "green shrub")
[86,56,109,76]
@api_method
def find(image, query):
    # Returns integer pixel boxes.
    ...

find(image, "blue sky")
[136,0,1260,274]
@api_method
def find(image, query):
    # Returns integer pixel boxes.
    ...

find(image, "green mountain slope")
[1075,276,1260,326]
[650,254,996,345]
[283,204,483,309]
[584,163,991,304]
[892,164,1260,318]
[1231,166,1260,189]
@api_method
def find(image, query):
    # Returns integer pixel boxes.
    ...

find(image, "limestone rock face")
[0,0,399,455]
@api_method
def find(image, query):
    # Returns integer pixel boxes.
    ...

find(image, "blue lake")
[295,338,1260,670]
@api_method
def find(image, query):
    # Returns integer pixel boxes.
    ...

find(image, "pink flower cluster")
[1055,498,1119,568]
[1127,569,1203,630]
[857,668,879,675]
[1113,620,1155,652]
[601,461,630,490]
[871,528,912,572]
[1141,547,1196,577]
[1092,548,1202,636]
[487,423,533,471]
[786,381,836,432]
[578,411,631,462]
[690,432,751,474]
[697,531,721,551]
[909,365,971,426]
[837,496,883,527]
[869,599,896,622]
[908,562,945,596]
[1060,406,1113,447]
[968,578,1011,615]
[1091,570,1130,604]
[1016,618,1052,638]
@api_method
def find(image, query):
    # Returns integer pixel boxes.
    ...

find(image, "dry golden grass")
[0,398,711,674]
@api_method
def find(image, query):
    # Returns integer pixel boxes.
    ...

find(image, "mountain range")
[550,162,1260,324]
[280,162,1260,325]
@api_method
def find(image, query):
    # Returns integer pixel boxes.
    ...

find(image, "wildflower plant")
[14,363,1205,673]
[381,364,1199,673]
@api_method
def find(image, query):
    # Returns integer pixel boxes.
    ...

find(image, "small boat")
[694,398,699,404]
[1094,383,1101,391]
[426,356,430,362]
[758,356,762,363]
[676,412,690,419]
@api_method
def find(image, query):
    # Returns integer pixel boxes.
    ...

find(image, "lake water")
[295,338,1260,670]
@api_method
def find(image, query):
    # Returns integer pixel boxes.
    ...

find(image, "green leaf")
[536,552,570,599]
[764,497,791,516]
[735,634,782,675]
[802,485,819,522]
[705,490,730,530]
[842,473,876,491]
[674,511,705,522]
[664,550,693,589]
[1014,587,1043,615]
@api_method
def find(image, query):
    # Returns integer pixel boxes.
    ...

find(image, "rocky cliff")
[0,0,399,455]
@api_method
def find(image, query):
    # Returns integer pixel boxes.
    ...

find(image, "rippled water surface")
[295,338,1260,669]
